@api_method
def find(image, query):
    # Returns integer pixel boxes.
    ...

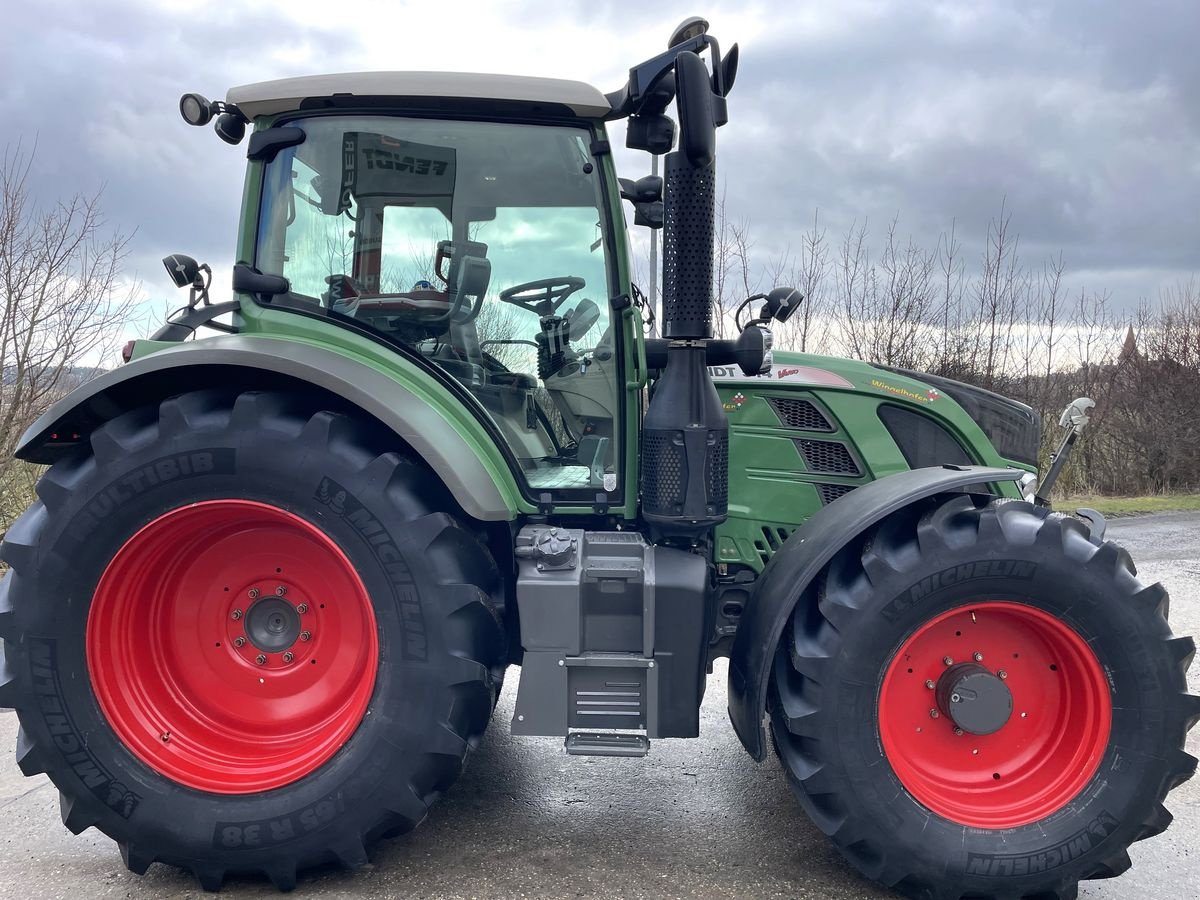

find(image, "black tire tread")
[0,389,506,891]
[768,497,1198,900]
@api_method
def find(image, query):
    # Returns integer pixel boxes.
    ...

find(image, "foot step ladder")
[564,732,650,757]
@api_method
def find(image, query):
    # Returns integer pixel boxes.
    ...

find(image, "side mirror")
[764,287,803,323]
[674,51,716,168]
[232,263,290,298]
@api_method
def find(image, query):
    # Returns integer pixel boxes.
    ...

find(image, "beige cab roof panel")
[226,71,612,120]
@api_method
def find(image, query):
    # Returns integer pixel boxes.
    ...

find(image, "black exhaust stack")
[641,50,728,536]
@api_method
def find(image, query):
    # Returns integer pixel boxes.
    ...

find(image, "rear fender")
[726,465,1022,760]
[15,335,522,522]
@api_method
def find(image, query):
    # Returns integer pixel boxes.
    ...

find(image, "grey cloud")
[1,0,365,292]
[3,0,1196,314]
[706,0,1200,307]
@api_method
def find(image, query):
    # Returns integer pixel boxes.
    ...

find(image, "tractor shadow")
[130,662,889,898]
[295,661,888,898]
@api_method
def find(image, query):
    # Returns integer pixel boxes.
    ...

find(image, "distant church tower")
[1119,325,1138,363]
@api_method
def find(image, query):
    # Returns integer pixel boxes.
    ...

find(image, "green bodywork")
[128,110,1025,558]
[710,352,1026,572]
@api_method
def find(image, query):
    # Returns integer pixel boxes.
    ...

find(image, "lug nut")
[951,692,961,703]
[925,679,935,689]
[233,636,246,648]
[276,585,287,596]
[954,728,963,736]
[929,709,939,719]
[973,651,984,662]
[255,654,267,665]
[943,656,953,666]
[998,670,1008,680]
[230,609,242,620]
[248,588,260,600]
[299,630,312,642]
[296,603,309,614]
[282,651,294,663]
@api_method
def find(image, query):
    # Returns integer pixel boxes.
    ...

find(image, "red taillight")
[121,340,135,363]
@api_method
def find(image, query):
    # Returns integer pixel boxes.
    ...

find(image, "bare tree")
[836,218,873,359]
[973,201,1024,388]
[711,188,756,337]
[0,144,136,531]
[772,210,829,352]
[835,216,938,369]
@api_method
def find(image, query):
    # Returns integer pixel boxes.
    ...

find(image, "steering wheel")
[499,276,585,315]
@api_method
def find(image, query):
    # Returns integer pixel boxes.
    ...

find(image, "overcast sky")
[2,0,1196,321]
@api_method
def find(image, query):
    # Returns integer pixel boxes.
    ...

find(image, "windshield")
[256,115,621,497]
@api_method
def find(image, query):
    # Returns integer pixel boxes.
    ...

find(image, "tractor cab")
[246,98,626,494]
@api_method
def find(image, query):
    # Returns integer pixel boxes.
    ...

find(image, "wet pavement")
[1,511,1197,898]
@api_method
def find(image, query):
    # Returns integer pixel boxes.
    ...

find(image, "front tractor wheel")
[0,391,506,890]
[769,495,1199,900]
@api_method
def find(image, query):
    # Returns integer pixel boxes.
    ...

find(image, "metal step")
[564,732,650,758]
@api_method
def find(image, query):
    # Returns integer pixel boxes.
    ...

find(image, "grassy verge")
[1057,494,1200,517]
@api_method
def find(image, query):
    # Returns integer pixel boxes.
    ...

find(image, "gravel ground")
[1,511,1197,899]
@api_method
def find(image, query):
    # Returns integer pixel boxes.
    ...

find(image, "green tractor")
[1,17,1195,899]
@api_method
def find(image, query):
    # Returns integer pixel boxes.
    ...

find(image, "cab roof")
[226,72,613,120]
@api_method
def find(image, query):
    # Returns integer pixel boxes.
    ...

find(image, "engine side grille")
[796,439,861,475]
[816,482,858,505]
[767,397,833,432]
[877,404,973,469]
[753,525,793,565]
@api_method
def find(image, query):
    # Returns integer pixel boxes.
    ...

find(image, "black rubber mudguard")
[13,335,514,521]
[726,464,1022,760]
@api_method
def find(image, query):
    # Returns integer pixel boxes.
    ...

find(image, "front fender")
[727,464,1022,760]
[16,335,522,522]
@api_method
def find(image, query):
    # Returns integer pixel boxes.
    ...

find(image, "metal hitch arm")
[1034,397,1095,506]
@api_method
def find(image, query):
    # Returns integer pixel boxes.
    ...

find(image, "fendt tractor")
[2,16,1196,899]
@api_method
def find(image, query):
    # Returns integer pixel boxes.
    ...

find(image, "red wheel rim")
[87,500,378,794]
[878,601,1111,828]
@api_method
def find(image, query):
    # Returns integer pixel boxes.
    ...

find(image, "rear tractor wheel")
[0,390,506,890]
[769,495,1199,900]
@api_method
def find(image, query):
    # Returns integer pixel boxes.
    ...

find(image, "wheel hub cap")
[245,597,302,653]
[936,663,1012,735]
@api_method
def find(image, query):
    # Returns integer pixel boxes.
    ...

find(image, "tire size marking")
[28,639,142,819]
[965,811,1118,876]
[882,560,1038,622]
[69,450,234,542]
[216,793,346,849]
[211,755,390,849]
[314,477,428,661]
